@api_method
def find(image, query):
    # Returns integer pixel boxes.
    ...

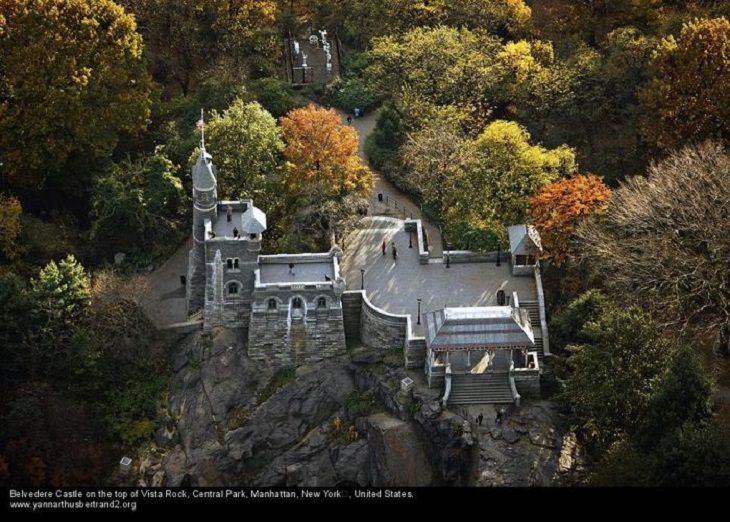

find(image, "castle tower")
[186,125,218,313]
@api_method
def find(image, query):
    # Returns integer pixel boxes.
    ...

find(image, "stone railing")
[445,250,510,264]
[404,219,429,264]
[510,351,540,399]
[442,364,453,407]
[509,373,521,407]
[533,264,550,356]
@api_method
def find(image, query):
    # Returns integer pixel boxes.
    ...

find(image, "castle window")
[227,258,233,269]
[229,282,239,295]
[234,258,240,269]
[292,297,303,309]
[317,297,327,309]
[267,298,277,310]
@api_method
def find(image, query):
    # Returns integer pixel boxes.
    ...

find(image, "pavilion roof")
[423,306,535,351]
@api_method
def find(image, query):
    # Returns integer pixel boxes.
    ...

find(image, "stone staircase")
[448,373,514,405]
[520,300,545,361]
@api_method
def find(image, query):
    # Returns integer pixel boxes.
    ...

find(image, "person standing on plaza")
[391,241,397,261]
[382,238,386,256]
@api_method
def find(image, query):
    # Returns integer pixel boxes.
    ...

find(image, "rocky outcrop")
[143,330,582,487]
[470,401,587,486]
[366,413,433,486]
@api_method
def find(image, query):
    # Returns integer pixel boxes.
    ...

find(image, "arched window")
[292,297,303,309]
[226,258,233,269]
[233,258,240,269]
[228,282,239,295]
[317,297,327,309]
[267,298,277,310]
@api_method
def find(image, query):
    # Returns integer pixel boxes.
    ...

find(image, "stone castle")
[186,146,348,367]
[185,141,548,406]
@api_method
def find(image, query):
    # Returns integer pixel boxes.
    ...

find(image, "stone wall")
[247,287,347,367]
[341,291,363,341]
[447,250,510,264]
[513,370,541,398]
[360,293,408,350]
[405,337,426,370]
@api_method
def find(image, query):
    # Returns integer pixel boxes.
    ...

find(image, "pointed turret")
[187,109,219,314]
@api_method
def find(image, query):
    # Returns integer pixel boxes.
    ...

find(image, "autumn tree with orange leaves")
[530,175,611,265]
[280,104,374,199]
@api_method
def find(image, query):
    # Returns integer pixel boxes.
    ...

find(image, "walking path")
[336,109,443,256]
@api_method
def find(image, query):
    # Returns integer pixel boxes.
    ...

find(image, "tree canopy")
[0,0,153,191]
[530,175,611,265]
[640,17,730,151]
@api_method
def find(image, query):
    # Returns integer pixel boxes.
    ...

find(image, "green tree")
[198,99,283,205]
[464,120,576,229]
[640,17,730,151]
[90,150,187,256]
[549,289,612,354]
[0,0,153,191]
[29,255,91,378]
[562,305,674,457]
[637,347,713,449]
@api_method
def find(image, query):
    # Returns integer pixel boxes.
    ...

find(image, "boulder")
[366,413,432,486]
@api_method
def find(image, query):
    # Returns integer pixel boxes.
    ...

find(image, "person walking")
[477,413,483,427]
[288,262,295,275]
[391,241,397,261]
[347,115,352,125]
[381,239,386,256]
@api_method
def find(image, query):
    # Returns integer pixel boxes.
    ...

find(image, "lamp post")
[409,232,413,248]
[496,243,501,267]
[446,242,451,269]
[417,298,422,325]
[360,269,365,290]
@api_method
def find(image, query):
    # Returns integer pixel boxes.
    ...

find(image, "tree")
[29,255,91,377]
[549,289,612,354]
[125,0,278,93]
[577,142,730,356]
[562,305,674,457]
[0,273,32,389]
[637,347,713,449]
[0,0,153,191]
[0,194,23,261]
[200,99,283,203]
[90,150,187,256]
[530,175,611,264]
[280,104,373,199]
[400,110,474,220]
[640,17,730,151]
[465,120,576,230]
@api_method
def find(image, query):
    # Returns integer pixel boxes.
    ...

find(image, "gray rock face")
[152,330,581,487]
[468,401,586,487]
[366,413,433,486]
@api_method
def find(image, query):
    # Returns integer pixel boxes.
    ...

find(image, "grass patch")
[345,390,383,419]
[257,368,296,404]
[227,405,252,431]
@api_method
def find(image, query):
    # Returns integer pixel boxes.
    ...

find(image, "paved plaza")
[340,217,536,337]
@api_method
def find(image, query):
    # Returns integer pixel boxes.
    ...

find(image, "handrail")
[509,374,521,407]
[442,363,452,407]
[534,264,551,356]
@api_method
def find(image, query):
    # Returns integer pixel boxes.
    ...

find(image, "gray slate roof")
[192,151,217,191]
[241,205,267,234]
[424,306,535,351]
[508,224,542,256]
